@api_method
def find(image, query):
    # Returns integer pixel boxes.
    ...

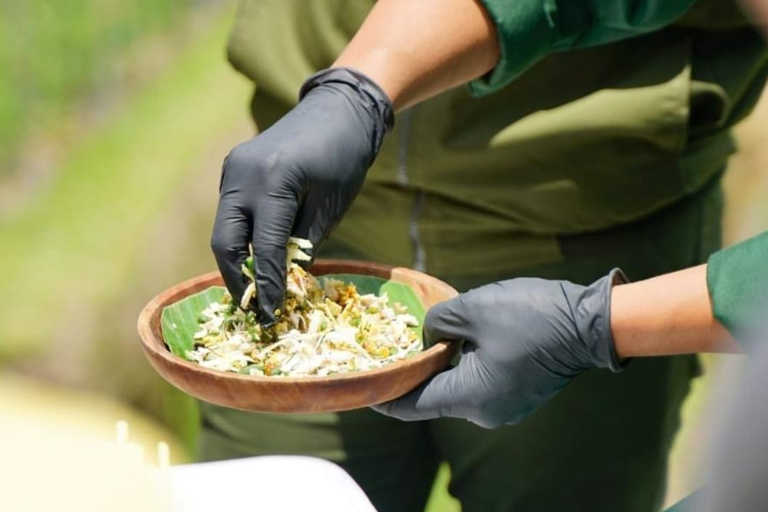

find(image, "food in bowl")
[183,239,422,377]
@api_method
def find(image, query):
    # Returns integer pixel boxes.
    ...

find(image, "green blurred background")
[1,1,767,510]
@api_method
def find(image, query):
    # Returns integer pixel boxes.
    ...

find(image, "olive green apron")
[226,0,767,277]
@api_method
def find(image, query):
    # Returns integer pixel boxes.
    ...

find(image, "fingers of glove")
[251,195,299,324]
[423,295,477,347]
[290,190,331,260]
[372,352,483,422]
[291,183,361,252]
[210,198,251,303]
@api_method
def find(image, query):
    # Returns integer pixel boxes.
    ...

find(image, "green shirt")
[473,0,697,95]
[708,231,768,339]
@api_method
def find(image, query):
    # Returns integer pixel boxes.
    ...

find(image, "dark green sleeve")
[471,0,697,95]
[707,232,768,338]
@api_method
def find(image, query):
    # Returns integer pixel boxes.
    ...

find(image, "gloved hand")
[373,269,628,428]
[211,68,394,324]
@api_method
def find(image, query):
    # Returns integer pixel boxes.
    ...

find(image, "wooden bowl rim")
[137,259,458,386]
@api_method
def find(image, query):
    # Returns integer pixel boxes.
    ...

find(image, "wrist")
[575,268,628,373]
[333,49,408,109]
[300,67,395,139]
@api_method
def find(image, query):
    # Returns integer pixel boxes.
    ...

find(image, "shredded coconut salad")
[185,238,422,377]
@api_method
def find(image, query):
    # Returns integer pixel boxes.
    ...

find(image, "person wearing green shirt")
[204,0,768,510]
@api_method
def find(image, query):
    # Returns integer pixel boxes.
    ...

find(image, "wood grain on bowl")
[137,260,459,413]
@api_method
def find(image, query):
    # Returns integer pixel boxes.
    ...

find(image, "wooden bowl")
[137,259,459,413]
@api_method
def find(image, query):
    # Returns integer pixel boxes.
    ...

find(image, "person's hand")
[211,68,393,324]
[373,269,628,428]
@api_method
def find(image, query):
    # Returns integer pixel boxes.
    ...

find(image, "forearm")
[611,264,739,358]
[333,0,499,110]
[740,0,768,35]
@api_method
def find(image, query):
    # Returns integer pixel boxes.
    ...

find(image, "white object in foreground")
[169,456,376,512]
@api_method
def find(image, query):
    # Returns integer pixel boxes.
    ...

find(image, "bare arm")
[611,3,768,359]
[740,0,768,35]
[333,0,499,110]
[611,264,740,358]
[610,2,767,359]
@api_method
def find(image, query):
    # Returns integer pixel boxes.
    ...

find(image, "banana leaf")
[161,274,427,360]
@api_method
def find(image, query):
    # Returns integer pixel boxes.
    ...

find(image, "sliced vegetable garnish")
[161,240,426,377]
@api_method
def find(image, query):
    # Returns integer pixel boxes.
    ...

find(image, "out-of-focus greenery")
[0,0,201,167]
[0,0,253,451]
[0,5,250,359]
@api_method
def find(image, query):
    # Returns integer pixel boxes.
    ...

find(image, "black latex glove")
[211,68,394,323]
[373,269,628,428]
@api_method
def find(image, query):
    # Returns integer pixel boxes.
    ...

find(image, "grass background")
[0,0,191,168]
